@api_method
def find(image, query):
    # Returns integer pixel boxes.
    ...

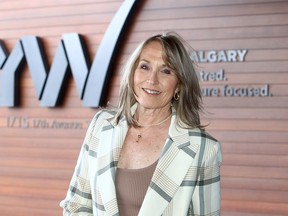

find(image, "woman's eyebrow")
[139,58,149,63]
[139,58,169,68]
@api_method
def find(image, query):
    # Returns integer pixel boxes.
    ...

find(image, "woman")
[60,32,222,216]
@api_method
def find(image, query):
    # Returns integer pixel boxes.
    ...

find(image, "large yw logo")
[0,0,137,108]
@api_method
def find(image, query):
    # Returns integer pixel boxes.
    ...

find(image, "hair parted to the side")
[115,32,204,129]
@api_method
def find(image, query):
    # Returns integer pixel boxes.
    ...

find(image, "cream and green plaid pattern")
[60,107,222,216]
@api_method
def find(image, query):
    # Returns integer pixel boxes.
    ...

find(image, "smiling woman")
[60,32,222,216]
[133,41,179,115]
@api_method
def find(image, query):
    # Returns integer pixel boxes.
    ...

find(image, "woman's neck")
[134,105,172,127]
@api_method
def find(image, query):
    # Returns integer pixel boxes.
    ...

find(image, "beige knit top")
[115,160,157,216]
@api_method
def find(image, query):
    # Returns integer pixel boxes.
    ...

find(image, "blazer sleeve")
[190,139,222,216]
[59,112,101,215]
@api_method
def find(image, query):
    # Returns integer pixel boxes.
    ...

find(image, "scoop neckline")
[117,160,158,172]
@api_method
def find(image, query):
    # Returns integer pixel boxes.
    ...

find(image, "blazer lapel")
[97,116,128,215]
[138,113,199,215]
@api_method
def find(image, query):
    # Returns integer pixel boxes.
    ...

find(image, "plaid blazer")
[60,107,222,216]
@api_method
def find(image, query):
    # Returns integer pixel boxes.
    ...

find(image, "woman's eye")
[162,68,172,74]
[140,64,149,70]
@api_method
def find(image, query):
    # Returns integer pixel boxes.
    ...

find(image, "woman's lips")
[142,88,161,95]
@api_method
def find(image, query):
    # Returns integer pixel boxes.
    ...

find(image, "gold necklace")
[134,113,172,143]
[134,113,172,127]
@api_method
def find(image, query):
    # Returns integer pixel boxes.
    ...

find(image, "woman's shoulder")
[86,108,118,131]
[188,127,218,143]
[188,128,222,165]
[188,127,221,153]
[92,108,117,121]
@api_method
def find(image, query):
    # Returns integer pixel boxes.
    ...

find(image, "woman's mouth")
[143,88,161,95]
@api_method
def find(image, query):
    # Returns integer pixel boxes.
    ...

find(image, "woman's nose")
[146,71,159,84]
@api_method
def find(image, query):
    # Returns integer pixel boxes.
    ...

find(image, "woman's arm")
[190,140,222,216]
[60,113,100,215]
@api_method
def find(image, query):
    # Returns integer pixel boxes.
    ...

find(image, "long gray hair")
[115,32,203,129]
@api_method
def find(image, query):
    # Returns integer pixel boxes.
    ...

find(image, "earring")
[174,92,180,101]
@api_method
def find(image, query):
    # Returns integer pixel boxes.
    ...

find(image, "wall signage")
[191,49,248,63]
[6,116,89,130]
[191,49,271,97]
[0,0,137,108]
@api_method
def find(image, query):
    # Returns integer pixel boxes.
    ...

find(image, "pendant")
[136,134,141,142]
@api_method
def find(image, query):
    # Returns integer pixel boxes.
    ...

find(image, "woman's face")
[133,41,179,110]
